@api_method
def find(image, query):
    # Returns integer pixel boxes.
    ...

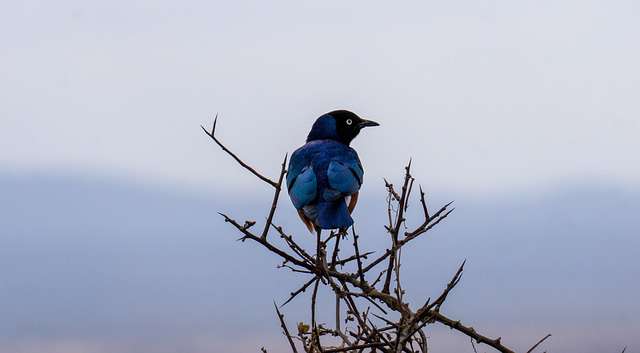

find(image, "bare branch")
[382,161,412,294]
[431,312,516,353]
[274,301,300,353]
[201,115,278,188]
[352,226,366,284]
[334,251,374,267]
[271,223,315,263]
[261,154,288,240]
[219,213,313,271]
[324,342,387,352]
[384,178,401,201]
[525,334,552,353]
[426,260,465,312]
[311,278,322,351]
[281,276,318,307]
[405,201,455,240]
[470,338,479,353]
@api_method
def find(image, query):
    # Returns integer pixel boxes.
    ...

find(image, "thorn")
[212,113,218,133]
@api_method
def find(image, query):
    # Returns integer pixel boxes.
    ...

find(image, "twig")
[201,115,278,188]
[281,276,318,307]
[330,231,342,269]
[274,301,299,353]
[525,334,551,353]
[425,260,465,311]
[311,278,322,352]
[324,342,387,352]
[219,213,313,271]
[363,202,454,274]
[470,338,479,353]
[431,312,516,353]
[271,223,315,263]
[405,201,454,240]
[261,154,288,240]
[382,161,412,294]
[352,226,366,284]
[334,251,374,267]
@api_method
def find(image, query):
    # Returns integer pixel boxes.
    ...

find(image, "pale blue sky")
[2,0,639,195]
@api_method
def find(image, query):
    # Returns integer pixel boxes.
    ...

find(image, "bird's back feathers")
[287,139,364,231]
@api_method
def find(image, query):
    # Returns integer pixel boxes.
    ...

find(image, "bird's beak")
[359,119,380,128]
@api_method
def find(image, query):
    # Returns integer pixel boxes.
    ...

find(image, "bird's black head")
[306,110,380,145]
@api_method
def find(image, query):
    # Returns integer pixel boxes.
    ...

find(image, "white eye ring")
[346,119,353,125]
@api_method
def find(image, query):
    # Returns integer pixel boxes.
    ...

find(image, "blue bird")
[287,110,379,233]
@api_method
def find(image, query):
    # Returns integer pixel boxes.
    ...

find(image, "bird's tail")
[316,200,354,230]
[297,209,316,234]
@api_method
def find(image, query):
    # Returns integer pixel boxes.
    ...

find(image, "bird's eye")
[346,119,353,125]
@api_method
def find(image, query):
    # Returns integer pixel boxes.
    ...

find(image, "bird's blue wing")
[327,151,364,195]
[287,150,318,209]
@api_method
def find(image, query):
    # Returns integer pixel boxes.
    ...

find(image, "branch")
[324,342,387,353]
[525,334,552,353]
[363,201,455,274]
[426,260,465,311]
[352,226,365,284]
[334,251,374,267]
[405,201,455,240]
[201,115,278,188]
[274,302,299,353]
[281,276,318,307]
[431,312,516,353]
[219,213,313,271]
[261,154,288,240]
[271,223,315,263]
[311,278,322,351]
[382,160,412,294]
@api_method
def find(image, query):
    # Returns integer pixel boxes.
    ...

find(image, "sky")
[2,0,639,194]
[1,1,639,353]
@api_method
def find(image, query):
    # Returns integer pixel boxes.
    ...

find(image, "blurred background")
[1,1,639,352]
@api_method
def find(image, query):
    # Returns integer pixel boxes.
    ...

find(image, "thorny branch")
[203,117,549,353]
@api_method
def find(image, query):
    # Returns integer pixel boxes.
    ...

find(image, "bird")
[286,110,379,233]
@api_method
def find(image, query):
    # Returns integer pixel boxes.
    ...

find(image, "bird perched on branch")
[286,110,379,233]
